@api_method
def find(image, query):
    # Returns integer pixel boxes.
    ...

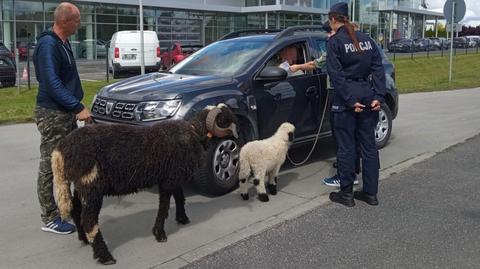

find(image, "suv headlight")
[135,99,181,121]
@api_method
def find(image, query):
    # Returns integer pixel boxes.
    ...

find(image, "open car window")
[264,42,308,77]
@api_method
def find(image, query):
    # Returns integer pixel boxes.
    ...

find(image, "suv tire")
[194,137,242,196]
[375,104,393,149]
[112,63,120,79]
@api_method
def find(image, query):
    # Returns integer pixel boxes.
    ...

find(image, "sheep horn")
[205,107,239,139]
[213,121,239,139]
[206,108,221,133]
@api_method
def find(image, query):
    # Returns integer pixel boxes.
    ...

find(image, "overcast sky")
[428,0,480,26]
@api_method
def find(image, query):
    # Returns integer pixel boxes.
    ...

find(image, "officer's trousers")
[333,109,379,195]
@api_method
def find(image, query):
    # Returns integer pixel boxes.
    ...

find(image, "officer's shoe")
[323,174,359,187]
[329,191,355,207]
[354,191,379,206]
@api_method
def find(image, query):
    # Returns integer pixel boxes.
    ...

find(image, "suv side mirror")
[256,66,288,83]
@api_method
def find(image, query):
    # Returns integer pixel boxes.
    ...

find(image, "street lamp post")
[352,0,356,22]
[139,0,145,75]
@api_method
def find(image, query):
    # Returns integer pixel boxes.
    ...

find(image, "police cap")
[329,2,349,17]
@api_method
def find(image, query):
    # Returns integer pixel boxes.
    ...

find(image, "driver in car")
[267,45,304,76]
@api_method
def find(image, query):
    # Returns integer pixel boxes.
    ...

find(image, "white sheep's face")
[278,122,295,142]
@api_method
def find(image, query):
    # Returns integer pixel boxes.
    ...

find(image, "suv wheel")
[375,104,393,149]
[194,137,241,196]
[112,62,120,79]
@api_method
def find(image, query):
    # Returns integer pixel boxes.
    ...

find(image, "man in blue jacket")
[33,2,91,234]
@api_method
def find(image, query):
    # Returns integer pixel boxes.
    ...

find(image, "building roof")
[379,6,445,18]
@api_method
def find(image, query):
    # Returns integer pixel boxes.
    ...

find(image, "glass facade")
[356,0,442,47]
[0,0,441,61]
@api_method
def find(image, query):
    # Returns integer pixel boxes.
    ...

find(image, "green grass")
[1,53,480,125]
[391,52,480,94]
[0,80,112,125]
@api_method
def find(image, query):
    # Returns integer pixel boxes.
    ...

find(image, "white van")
[108,30,161,78]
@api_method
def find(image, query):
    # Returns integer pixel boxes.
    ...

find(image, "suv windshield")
[170,39,270,76]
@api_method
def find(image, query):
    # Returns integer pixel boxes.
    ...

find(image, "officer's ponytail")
[328,13,362,53]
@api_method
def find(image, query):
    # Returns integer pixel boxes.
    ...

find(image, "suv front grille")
[92,97,137,121]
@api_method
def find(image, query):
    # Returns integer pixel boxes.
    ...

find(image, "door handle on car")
[273,93,282,101]
[305,86,318,97]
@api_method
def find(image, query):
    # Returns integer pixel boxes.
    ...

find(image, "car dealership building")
[0,0,444,60]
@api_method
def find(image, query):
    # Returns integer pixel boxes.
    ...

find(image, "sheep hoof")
[176,215,190,225]
[257,193,269,202]
[267,184,277,195]
[241,193,249,200]
[157,236,168,242]
[100,258,116,265]
[153,228,168,242]
[78,234,89,245]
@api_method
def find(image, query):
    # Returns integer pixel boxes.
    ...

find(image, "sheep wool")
[52,104,237,265]
[238,122,295,202]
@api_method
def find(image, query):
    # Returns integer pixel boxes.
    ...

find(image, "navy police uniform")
[326,6,386,205]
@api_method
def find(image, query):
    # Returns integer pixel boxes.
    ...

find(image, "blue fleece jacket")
[33,31,84,113]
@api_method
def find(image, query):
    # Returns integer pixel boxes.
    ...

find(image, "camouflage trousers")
[34,106,77,224]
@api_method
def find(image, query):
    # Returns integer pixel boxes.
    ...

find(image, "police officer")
[326,2,386,207]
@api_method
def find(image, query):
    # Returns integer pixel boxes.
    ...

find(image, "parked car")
[465,37,478,48]
[17,42,29,59]
[80,39,107,58]
[453,37,468,48]
[0,42,14,58]
[108,30,161,78]
[429,37,448,49]
[0,42,16,88]
[414,38,437,51]
[92,26,399,195]
[388,38,415,52]
[160,42,203,70]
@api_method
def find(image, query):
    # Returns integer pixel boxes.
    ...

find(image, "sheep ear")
[217,103,227,108]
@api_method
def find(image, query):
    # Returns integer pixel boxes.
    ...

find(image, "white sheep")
[238,122,295,202]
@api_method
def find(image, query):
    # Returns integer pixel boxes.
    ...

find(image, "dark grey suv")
[92,26,399,195]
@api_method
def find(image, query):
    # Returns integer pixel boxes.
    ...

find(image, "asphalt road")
[184,133,480,269]
[15,59,111,85]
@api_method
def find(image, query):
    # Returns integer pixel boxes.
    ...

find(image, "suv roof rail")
[275,25,326,40]
[219,29,282,40]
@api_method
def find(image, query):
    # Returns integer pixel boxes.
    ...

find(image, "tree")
[426,22,447,37]
[459,25,480,36]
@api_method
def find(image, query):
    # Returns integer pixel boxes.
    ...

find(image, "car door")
[252,40,322,139]
[310,37,333,133]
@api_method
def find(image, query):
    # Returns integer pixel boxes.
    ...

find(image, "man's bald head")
[54,2,80,23]
[53,2,81,38]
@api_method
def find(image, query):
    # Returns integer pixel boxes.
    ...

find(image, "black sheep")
[52,104,238,265]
